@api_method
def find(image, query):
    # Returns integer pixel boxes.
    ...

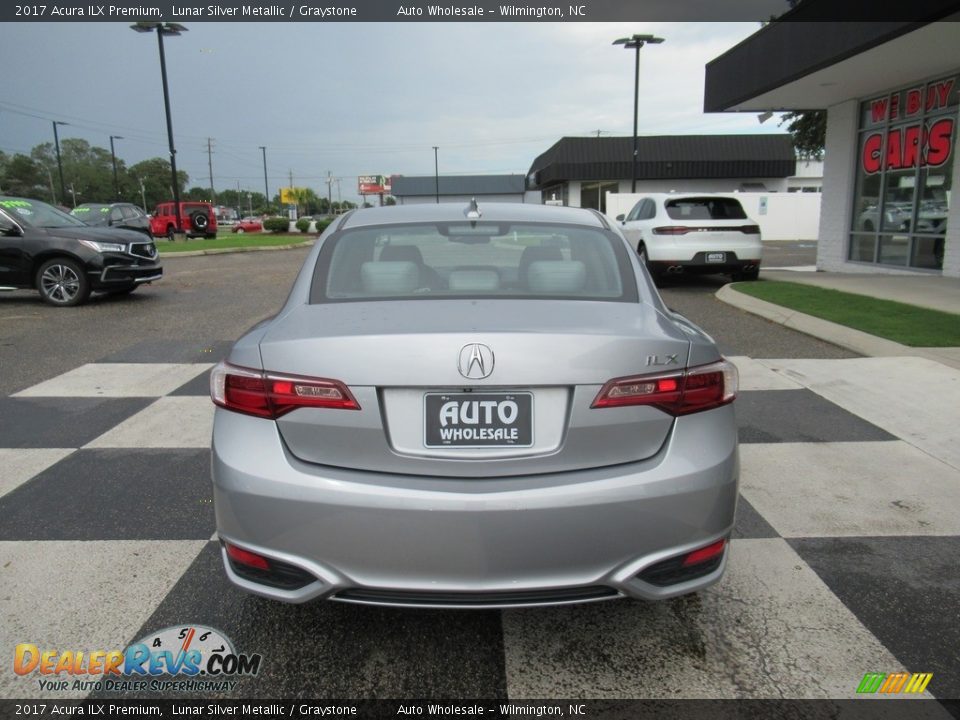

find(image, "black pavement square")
[99,340,233,364]
[0,449,214,541]
[790,536,960,699]
[0,397,153,448]
[98,542,508,699]
[170,369,212,397]
[732,494,779,539]
[737,389,896,443]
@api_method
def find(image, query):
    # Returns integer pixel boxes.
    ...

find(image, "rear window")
[70,205,110,225]
[665,197,747,221]
[310,222,637,303]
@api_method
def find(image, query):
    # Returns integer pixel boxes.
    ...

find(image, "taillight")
[740,225,761,234]
[652,226,690,235]
[225,542,270,570]
[210,361,360,419]
[591,359,738,415]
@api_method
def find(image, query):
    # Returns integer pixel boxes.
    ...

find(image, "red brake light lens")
[224,542,270,571]
[591,360,738,415]
[211,361,360,419]
[652,226,691,235]
[682,539,726,567]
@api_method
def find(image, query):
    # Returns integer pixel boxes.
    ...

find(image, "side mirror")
[615,214,625,222]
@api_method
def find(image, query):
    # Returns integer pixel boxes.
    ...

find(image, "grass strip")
[731,280,960,347]
[157,234,312,254]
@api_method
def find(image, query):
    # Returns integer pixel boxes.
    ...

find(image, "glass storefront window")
[850,73,958,270]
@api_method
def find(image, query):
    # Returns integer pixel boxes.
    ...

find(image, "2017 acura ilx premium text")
[211,202,739,608]
[0,197,162,306]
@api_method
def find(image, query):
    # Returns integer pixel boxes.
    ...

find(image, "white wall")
[817,100,860,272]
[605,191,822,241]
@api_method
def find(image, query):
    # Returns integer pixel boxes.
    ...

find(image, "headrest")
[360,261,420,294]
[526,261,586,294]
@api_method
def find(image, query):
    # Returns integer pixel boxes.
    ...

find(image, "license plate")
[424,392,533,448]
[706,252,726,263]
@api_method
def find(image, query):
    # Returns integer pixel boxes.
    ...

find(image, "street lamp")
[433,146,439,204]
[109,135,123,199]
[131,22,188,237]
[612,33,664,193]
[51,120,69,205]
[259,146,269,209]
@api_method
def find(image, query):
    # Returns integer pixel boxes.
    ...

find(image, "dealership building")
[526,135,798,214]
[705,5,960,277]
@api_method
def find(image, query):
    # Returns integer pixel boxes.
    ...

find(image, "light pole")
[612,34,664,193]
[433,146,439,204]
[109,135,123,199]
[259,146,269,209]
[131,22,187,237]
[52,120,69,205]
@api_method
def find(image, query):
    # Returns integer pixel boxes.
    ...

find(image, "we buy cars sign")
[860,75,957,174]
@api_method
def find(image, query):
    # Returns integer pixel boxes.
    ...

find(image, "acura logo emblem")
[458,343,494,379]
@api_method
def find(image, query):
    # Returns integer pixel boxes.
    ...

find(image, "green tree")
[1,153,51,200]
[125,158,189,211]
[779,111,827,159]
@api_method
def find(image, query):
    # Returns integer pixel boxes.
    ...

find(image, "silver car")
[210,202,739,608]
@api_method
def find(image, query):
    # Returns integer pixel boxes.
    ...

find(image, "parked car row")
[0,196,162,306]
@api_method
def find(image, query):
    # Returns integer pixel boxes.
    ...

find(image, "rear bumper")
[211,405,739,608]
[649,254,760,276]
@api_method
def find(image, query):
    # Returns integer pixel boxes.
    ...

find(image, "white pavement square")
[13,363,211,398]
[740,442,960,537]
[0,539,208,699]
[0,448,74,499]
[84,397,215,449]
[502,538,904,699]
[727,356,804,391]
[757,357,960,471]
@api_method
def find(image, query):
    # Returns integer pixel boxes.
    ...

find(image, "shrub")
[315,218,334,234]
[263,217,289,233]
[295,218,311,233]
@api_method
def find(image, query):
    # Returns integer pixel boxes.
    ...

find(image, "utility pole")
[207,137,216,204]
[137,176,147,210]
[433,146,439,204]
[68,182,78,208]
[52,120,69,205]
[109,135,123,199]
[259,146,269,208]
[326,171,333,216]
[46,168,56,205]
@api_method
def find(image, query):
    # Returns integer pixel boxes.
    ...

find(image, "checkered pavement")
[1,342,958,701]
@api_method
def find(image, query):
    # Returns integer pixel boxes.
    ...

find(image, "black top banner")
[4,0,960,22]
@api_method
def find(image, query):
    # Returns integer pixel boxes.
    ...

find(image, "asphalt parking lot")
[2,241,958,705]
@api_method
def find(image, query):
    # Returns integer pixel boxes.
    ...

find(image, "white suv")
[617,194,762,282]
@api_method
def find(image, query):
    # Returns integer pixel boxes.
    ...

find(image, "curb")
[716,283,960,370]
[158,238,316,258]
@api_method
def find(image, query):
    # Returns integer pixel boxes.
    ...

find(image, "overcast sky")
[0,22,779,203]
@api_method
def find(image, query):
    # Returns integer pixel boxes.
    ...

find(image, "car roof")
[638,193,744,202]
[339,202,608,229]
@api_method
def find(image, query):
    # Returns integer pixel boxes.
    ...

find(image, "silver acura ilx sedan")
[210,201,739,608]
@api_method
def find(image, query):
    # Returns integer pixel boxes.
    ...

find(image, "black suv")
[70,202,152,239]
[0,196,162,307]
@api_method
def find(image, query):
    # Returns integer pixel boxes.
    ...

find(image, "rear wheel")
[37,258,91,307]
[638,244,662,286]
[166,225,175,241]
[236,227,245,234]
[733,267,760,282]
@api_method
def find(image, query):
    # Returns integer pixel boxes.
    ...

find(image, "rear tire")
[166,225,175,241]
[733,267,760,282]
[190,211,209,232]
[235,227,245,234]
[37,258,91,307]
[638,244,663,286]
